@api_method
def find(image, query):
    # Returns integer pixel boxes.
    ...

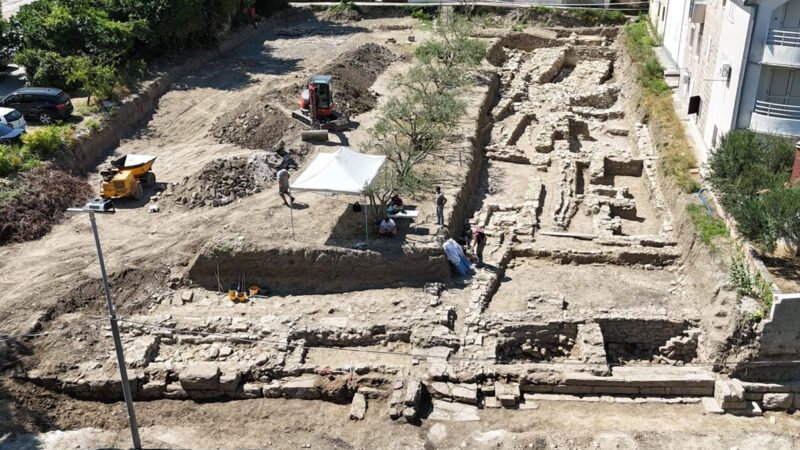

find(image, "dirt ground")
[1,389,799,450]
[0,7,784,449]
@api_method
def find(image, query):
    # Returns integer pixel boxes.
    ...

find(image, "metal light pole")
[67,200,141,450]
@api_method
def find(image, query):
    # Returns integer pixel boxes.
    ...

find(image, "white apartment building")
[649,0,800,159]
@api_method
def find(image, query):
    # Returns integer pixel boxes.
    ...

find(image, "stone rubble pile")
[169,146,299,208]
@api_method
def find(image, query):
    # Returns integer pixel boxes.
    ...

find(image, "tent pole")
[289,197,295,240]
[363,196,368,243]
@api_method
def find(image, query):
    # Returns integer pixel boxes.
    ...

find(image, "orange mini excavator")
[291,75,349,141]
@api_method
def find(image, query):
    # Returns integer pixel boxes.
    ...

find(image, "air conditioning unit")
[720,64,732,81]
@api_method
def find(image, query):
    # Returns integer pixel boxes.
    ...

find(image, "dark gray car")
[0,87,74,124]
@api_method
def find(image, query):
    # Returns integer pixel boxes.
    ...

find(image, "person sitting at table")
[378,216,397,238]
[387,192,404,216]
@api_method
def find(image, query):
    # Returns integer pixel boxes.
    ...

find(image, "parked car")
[0,123,24,144]
[0,88,73,124]
[0,107,27,130]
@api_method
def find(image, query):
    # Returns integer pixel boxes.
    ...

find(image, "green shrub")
[686,203,728,246]
[707,129,798,253]
[21,125,75,159]
[83,118,102,131]
[328,0,358,15]
[411,8,434,22]
[0,144,40,177]
[730,248,775,321]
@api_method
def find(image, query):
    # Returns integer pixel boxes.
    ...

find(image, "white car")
[0,107,27,130]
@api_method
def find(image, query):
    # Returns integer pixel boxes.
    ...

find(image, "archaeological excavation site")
[1,5,800,450]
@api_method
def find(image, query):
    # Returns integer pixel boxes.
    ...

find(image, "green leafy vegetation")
[528,5,628,26]
[730,248,775,321]
[367,13,487,216]
[0,144,40,177]
[10,0,287,101]
[707,129,799,253]
[623,18,699,193]
[410,8,434,23]
[686,203,728,247]
[0,125,75,177]
[328,0,358,15]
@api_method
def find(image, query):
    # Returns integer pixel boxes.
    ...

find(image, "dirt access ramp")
[212,42,396,150]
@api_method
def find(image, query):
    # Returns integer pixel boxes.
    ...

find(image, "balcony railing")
[754,100,800,120]
[767,29,800,48]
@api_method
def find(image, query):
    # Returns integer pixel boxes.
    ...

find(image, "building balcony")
[763,29,800,67]
[751,100,800,136]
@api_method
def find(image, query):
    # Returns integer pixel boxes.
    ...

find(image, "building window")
[696,23,704,58]
[712,125,719,148]
[689,27,696,52]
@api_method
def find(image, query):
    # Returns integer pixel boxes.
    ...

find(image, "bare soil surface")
[0,9,771,449]
[1,384,799,450]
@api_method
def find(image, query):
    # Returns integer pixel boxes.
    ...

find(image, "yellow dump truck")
[100,154,157,200]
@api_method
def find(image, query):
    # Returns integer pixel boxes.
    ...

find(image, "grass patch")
[686,203,728,246]
[624,18,699,193]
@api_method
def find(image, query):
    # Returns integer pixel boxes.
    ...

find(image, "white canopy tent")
[290,147,386,241]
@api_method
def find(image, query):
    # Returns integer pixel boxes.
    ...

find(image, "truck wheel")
[132,182,143,200]
[144,171,156,188]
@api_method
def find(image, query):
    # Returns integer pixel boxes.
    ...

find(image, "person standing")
[435,186,447,226]
[471,226,486,268]
[277,168,294,206]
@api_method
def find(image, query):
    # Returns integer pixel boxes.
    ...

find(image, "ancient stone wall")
[758,294,800,357]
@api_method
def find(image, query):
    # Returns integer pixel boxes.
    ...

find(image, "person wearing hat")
[470,225,486,268]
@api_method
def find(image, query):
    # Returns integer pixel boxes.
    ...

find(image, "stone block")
[179,363,220,391]
[520,384,554,393]
[638,387,667,396]
[484,396,501,408]
[794,394,800,410]
[666,386,714,396]
[281,378,320,400]
[714,379,745,409]
[219,370,241,393]
[727,401,762,417]
[164,382,188,400]
[744,392,764,402]
[552,385,593,394]
[140,379,165,399]
[263,381,282,398]
[592,386,639,395]
[402,407,417,423]
[451,384,478,405]
[741,381,792,393]
[357,386,388,399]
[403,378,422,406]
[762,393,793,410]
[350,393,367,420]
[428,399,480,422]
[495,382,520,407]
[242,383,263,398]
[125,336,160,368]
[701,398,724,415]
